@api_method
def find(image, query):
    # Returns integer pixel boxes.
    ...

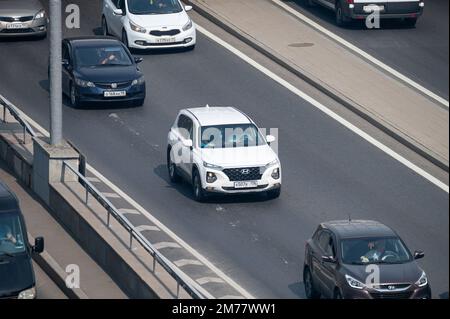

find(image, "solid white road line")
[174,259,204,267]
[271,0,449,108]
[135,225,160,232]
[195,24,449,194]
[154,242,182,250]
[196,277,226,285]
[86,177,101,183]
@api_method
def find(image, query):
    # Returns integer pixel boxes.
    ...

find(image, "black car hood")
[0,253,34,298]
[76,66,140,83]
[342,262,422,284]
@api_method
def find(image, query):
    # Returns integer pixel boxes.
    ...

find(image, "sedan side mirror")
[414,250,425,260]
[134,57,144,64]
[266,135,276,143]
[185,5,193,12]
[321,255,336,263]
[182,139,193,148]
[33,237,44,254]
[113,9,124,16]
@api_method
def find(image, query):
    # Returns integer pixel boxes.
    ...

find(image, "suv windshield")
[74,46,132,68]
[0,213,26,256]
[127,0,182,15]
[341,237,412,265]
[200,124,266,149]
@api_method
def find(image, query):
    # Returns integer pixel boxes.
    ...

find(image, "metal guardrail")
[0,94,37,143]
[62,162,210,299]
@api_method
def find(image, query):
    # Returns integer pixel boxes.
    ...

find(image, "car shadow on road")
[153,164,275,204]
[0,35,46,43]
[290,0,417,30]
[288,281,307,299]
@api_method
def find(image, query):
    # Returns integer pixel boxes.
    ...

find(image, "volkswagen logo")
[240,169,250,175]
[388,285,396,290]
[111,83,117,89]
[14,17,20,21]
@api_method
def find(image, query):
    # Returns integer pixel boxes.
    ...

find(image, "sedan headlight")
[132,76,145,86]
[129,20,146,33]
[18,287,36,299]
[345,274,366,290]
[34,10,46,20]
[182,19,193,31]
[203,161,222,170]
[75,78,95,88]
[415,271,428,287]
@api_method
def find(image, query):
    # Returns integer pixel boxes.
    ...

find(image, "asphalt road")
[287,0,449,100]
[34,261,67,299]
[0,0,448,298]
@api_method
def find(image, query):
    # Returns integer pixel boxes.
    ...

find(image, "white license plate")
[7,23,27,29]
[156,37,176,44]
[234,181,258,189]
[104,91,126,97]
[363,5,384,12]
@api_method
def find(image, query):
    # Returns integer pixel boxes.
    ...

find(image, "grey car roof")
[322,220,397,239]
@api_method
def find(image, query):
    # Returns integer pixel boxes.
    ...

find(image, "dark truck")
[0,180,44,299]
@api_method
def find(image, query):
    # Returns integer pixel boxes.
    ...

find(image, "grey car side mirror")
[414,250,425,259]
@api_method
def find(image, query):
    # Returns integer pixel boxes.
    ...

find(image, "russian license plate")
[234,181,258,189]
[7,23,26,29]
[104,91,126,97]
[363,5,384,12]
[156,37,176,44]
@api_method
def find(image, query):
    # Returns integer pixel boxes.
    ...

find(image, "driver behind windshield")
[361,239,386,263]
[98,48,119,65]
[0,224,18,249]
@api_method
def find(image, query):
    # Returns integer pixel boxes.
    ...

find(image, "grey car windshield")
[0,213,26,255]
[201,124,266,149]
[127,0,182,14]
[75,46,132,67]
[341,237,412,265]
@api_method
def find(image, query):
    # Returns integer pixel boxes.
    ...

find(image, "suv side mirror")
[321,255,336,263]
[33,237,44,254]
[266,135,276,143]
[182,139,193,148]
[185,5,193,12]
[134,57,143,64]
[113,9,124,16]
[414,250,425,260]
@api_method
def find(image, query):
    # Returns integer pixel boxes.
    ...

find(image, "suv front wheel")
[192,170,206,202]
[167,147,181,183]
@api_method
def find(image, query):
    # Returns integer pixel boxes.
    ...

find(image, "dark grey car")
[0,0,47,38]
[303,220,432,299]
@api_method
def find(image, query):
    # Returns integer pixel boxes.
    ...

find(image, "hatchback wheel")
[304,267,320,299]
[70,83,79,108]
[335,2,348,27]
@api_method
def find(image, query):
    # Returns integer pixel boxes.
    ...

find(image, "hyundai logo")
[388,285,396,290]
[240,169,250,175]
[111,83,117,89]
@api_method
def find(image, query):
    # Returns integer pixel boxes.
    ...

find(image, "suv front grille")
[223,167,263,181]
[150,29,180,37]
[0,16,34,22]
[370,291,413,299]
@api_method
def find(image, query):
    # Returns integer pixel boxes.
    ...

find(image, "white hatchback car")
[102,0,196,50]
[167,106,282,201]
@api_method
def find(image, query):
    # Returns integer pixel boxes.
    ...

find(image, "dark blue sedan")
[59,37,146,107]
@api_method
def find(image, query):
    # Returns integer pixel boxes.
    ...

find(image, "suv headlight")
[34,10,46,20]
[271,167,280,180]
[182,19,193,31]
[129,20,146,33]
[18,287,36,299]
[75,78,95,88]
[345,274,365,290]
[415,271,428,287]
[203,161,222,170]
[132,76,145,86]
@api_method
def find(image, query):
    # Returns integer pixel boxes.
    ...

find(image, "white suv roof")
[186,106,251,127]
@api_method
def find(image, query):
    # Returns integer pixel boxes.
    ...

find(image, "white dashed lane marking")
[119,208,142,215]
[174,259,204,267]
[154,242,182,250]
[102,192,121,198]
[197,277,226,285]
[135,225,160,232]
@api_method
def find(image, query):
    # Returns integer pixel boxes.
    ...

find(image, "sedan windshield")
[200,124,266,149]
[341,237,412,265]
[127,0,183,15]
[74,46,132,68]
[0,213,26,256]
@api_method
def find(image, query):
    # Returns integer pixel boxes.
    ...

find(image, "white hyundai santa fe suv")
[102,0,196,50]
[167,106,282,201]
